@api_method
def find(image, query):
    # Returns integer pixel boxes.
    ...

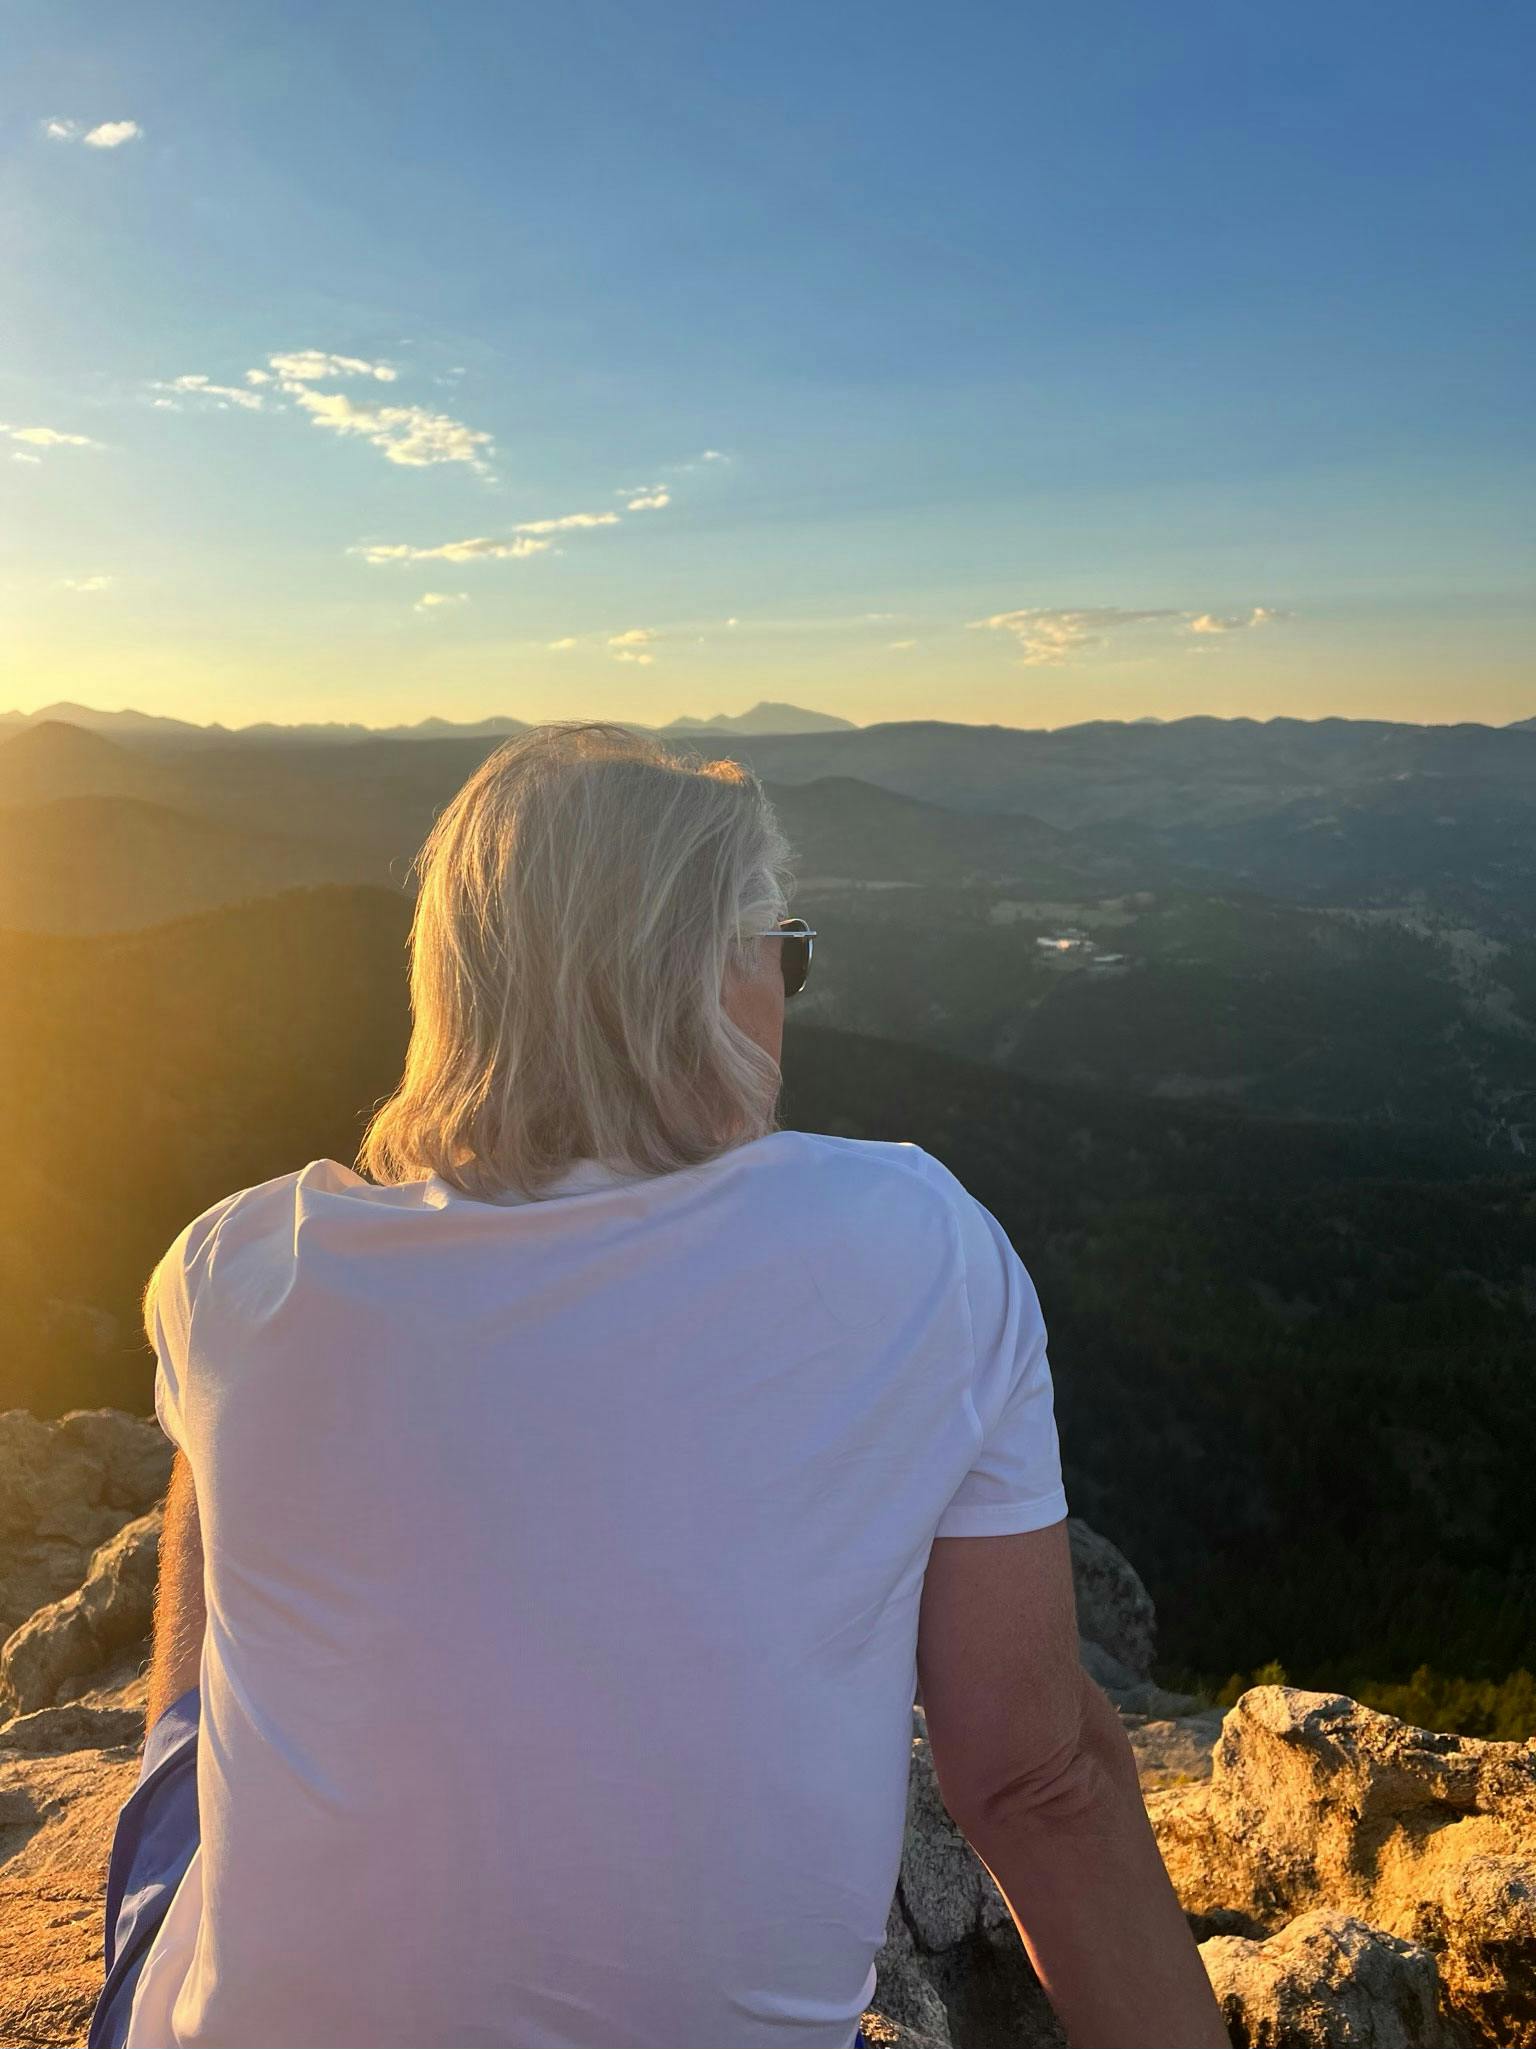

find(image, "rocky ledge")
[3,1408,1532,2047]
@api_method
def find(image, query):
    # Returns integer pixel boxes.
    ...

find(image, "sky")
[2,0,1532,732]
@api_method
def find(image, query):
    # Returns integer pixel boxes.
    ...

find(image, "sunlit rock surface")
[1152,1686,1536,2048]
[1198,1911,1451,2049]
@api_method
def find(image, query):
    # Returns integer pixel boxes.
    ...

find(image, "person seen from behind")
[90,721,1230,2049]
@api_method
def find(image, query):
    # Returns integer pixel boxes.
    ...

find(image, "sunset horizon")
[5,1,1531,736]
[4,690,1535,737]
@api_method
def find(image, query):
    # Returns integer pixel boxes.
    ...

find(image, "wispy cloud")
[664,450,728,478]
[608,627,657,665]
[540,626,670,661]
[56,574,114,593]
[150,348,493,473]
[973,603,1288,664]
[11,452,42,465]
[150,347,716,517]
[514,511,620,534]
[353,535,551,565]
[1,422,98,452]
[151,374,265,412]
[414,591,469,615]
[44,118,142,148]
[889,639,917,652]
[283,385,491,469]
[1188,606,1284,634]
[353,508,627,565]
[971,607,1182,666]
[268,351,397,384]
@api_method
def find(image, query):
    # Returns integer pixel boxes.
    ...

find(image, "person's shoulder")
[766,1131,1023,1298]
[160,1158,359,1267]
[750,1132,974,1327]
[770,1129,973,1211]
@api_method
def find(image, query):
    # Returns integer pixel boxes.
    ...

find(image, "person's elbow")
[939,1671,1136,1854]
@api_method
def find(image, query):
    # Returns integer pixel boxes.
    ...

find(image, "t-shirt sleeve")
[143,1192,246,1451]
[934,1187,1069,1539]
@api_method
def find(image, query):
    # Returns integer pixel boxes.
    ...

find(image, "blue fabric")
[89,1684,202,2049]
[86,1687,877,2049]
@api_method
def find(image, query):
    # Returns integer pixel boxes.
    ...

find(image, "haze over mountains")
[3,704,1534,1151]
[0,698,859,746]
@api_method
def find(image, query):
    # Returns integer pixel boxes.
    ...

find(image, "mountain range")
[2,711,1532,1154]
[6,698,1532,749]
[0,698,859,746]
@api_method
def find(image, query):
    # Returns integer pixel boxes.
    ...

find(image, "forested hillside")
[2,882,1530,1708]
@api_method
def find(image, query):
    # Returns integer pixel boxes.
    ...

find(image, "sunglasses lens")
[778,919,811,998]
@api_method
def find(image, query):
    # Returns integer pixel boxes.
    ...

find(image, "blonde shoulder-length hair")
[357,720,795,1200]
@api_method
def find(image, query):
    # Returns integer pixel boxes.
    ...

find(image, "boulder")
[0,1409,169,1638]
[1078,1635,1139,1693]
[0,1533,103,1645]
[897,1716,1011,1952]
[1,1510,161,1717]
[871,1902,956,2047]
[1200,1910,1452,2048]
[1068,1516,1156,1682]
[1111,1678,1208,1718]
[0,1702,145,1756]
[1151,1686,1536,2047]
[56,1409,173,1513]
[0,1410,109,1547]
[1129,1709,1226,1790]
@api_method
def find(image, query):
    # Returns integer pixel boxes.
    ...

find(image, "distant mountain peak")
[4,700,204,733]
[0,717,132,758]
[661,701,857,736]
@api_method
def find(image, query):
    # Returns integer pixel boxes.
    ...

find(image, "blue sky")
[2,0,1531,729]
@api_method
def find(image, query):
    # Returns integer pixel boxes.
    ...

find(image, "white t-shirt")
[126,1128,1068,2049]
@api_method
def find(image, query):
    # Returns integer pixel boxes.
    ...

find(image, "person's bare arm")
[917,1519,1229,2049]
[147,1449,207,1728]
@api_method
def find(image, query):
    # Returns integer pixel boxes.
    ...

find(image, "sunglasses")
[751,915,817,999]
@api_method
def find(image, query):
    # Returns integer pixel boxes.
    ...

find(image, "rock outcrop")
[1198,1911,1451,2049]
[1153,1686,1536,2048]
[0,1735,143,2049]
[4,1410,1534,2048]
[0,1409,170,1640]
[0,1411,171,2046]
[1069,1516,1156,1683]
[2,1509,163,1716]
